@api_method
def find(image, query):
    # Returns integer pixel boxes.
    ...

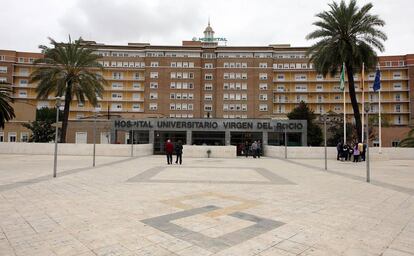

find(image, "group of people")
[336,141,367,162]
[239,140,262,158]
[165,139,183,165]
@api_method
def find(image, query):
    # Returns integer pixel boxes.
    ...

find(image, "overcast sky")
[1,0,413,55]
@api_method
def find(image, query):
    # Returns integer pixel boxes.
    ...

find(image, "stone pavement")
[0,154,413,256]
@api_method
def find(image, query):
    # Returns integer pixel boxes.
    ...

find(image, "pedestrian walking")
[347,144,353,161]
[175,140,183,165]
[165,139,174,164]
[336,142,343,161]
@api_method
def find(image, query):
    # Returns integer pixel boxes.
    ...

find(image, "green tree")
[306,0,387,142]
[399,129,414,147]
[287,101,323,146]
[30,37,106,143]
[0,82,15,128]
[22,107,63,142]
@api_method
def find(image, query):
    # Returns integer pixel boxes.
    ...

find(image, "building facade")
[0,23,413,146]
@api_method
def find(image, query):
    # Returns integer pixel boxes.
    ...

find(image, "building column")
[262,132,268,145]
[186,130,192,145]
[225,131,231,146]
[110,129,117,144]
[149,130,154,144]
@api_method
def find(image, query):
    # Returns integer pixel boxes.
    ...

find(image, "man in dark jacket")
[175,140,183,165]
[165,139,174,164]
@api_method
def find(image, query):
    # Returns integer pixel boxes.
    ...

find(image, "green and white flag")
[340,62,345,91]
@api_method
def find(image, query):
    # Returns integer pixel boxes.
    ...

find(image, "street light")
[322,113,328,170]
[93,108,99,167]
[364,102,371,182]
[53,96,61,178]
[131,130,134,157]
[284,123,288,159]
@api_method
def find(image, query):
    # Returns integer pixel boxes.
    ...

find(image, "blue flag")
[373,69,381,92]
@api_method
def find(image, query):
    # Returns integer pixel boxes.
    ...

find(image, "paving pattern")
[0,154,413,256]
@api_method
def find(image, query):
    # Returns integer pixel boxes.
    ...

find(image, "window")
[150,72,158,79]
[8,132,17,142]
[0,66,7,73]
[0,132,4,142]
[259,73,268,80]
[19,79,28,86]
[334,95,341,100]
[22,133,31,143]
[385,61,392,67]
[334,105,341,112]
[205,74,213,80]
[295,74,307,81]
[150,62,159,67]
[394,115,402,125]
[133,83,142,89]
[259,104,268,111]
[132,93,141,100]
[241,73,248,79]
[395,104,401,113]
[112,82,123,89]
[204,94,212,101]
[189,62,194,68]
[398,61,405,67]
[393,83,402,90]
[241,63,247,68]
[0,56,5,61]
[18,57,25,63]
[393,72,402,79]
[204,104,213,111]
[276,74,285,81]
[150,82,158,89]
[241,94,247,100]
[259,63,267,68]
[276,85,285,92]
[295,84,307,92]
[112,72,123,79]
[395,93,401,101]
[316,84,323,92]
[241,83,247,90]
[204,63,213,69]
[259,83,268,90]
[150,92,158,99]
[259,94,268,101]
[0,77,7,83]
[316,74,324,81]
[18,90,27,98]
[149,103,158,110]
[111,103,123,111]
[317,95,324,103]
[77,102,84,108]
[134,73,143,80]
[111,93,123,99]
[204,83,213,91]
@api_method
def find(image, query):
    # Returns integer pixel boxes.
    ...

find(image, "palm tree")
[0,82,15,129]
[30,37,106,143]
[306,0,387,142]
[399,129,414,147]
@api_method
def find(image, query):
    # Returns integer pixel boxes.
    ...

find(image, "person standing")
[165,139,174,165]
[244,141,250,158]
[353,143,360,162]
[257,140,262,158]
[175,140,183,165]
[336,142,343,161]
[251,141,258,158]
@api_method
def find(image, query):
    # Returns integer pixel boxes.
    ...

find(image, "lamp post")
[92,109,99,167]
[131,130,134,157]
[53,96,61,178]
[364,102,370,182]
[322,114,328,170]
[284,124,287,159]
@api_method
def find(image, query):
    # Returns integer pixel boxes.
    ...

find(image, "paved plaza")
[0,154,413,256]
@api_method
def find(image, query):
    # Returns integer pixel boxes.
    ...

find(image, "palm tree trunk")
[345,63,362,142]
[60,84,72,143]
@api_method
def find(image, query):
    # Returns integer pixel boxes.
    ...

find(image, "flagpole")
[378,65,382,154]
[342,62,346,144]
[362,63,365,143]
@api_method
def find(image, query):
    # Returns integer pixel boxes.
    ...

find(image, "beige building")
[0,23,413,146]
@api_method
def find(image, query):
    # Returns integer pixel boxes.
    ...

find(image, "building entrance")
[153,131,186,155]
[230,132,263,156]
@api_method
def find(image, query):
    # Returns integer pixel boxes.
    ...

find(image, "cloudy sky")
[1,0,413,55]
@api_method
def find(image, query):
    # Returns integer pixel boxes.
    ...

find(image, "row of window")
[170,72,194,79]
[223,93,248,101]
[275,72,404,81]
[223,73,248,80]
[275,83,406,92]
[0,132,28,142]
[223,104,248,111]
[169,103,194,110]
[170,93,194,100]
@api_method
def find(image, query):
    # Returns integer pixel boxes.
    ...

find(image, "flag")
[340,63,346,91]
[373,69,381,92]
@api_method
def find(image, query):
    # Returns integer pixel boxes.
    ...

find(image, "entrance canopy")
[112,118,307,147]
